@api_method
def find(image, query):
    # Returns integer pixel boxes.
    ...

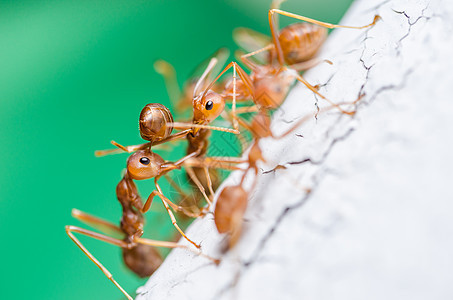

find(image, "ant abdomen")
[122,243,163,278]
[278,23,327,65]
[214,186,248,234]
[139,103,174,143]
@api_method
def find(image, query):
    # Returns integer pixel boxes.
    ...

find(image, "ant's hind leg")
[269,9,380,31]
[269,8,380,65]
[169,122,240,134]
[291,71,356,116]
[152,181,202,249]
[289,58,333,72]
[185,166,212,207]
[154,60,182,107]
[240,44,274,70]
[136,238,220,264]
[71,209,123,237]
[65,226,132,300]
[203,166,216,200]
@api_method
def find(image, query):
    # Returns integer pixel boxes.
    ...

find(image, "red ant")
[214,102,352,249]
[66,151,221,300]
[222,1,380,116]
[154,48,230,118]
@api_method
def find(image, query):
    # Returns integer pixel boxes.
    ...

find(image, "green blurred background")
[0,0,352,299]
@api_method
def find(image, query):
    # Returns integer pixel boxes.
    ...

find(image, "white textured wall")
[137,0,453,299]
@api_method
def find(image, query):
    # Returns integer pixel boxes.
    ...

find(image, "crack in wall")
[262,128,355,174]
[209,1,426,297]
[394,4,430,55]
[138,1,437,299]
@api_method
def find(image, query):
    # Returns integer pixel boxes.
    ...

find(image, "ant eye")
[205,100,213,110]
[139,157,150,165]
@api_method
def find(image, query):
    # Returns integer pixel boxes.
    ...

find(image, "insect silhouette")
[66,152,220,300]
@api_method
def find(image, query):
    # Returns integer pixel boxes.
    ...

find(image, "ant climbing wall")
[136,0,453,299]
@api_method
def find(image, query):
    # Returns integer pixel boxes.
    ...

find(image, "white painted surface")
[137,0,453,299]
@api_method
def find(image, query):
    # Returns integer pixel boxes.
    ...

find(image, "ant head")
[192,90,225,125]
[127,149,165,180]
[139,103,174,142]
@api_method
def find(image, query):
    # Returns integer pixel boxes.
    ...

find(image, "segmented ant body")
[97,59,245,206]
[214,9,380,241]
[66,151,220,300]
[226,3,380,115]
[214,105,342,248]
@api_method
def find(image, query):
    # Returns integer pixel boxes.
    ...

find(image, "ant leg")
[235,105,259,115]
[164,174,192,200]
[193,57,219,97]
[95,141,150,157]
[153,129,191,146]
[183,157,245,171]
[142,189,202,218]
[271,0,286,9]
[290,70,356,115]
[288,58,333,72]
[204,61,256,131]
[273,101,359,140]
[269,9,380,65]
[270,0,286,30]
[186,165,212,207]
[136,238,220,264]
[219,109,252,153]
[154,60,182,107]
[203,167,216,201]
[151,178,202,246]
[71,209,123,236]
[240,44,274,70]
[95,130,190,157]
[164,174,203,215]
[65,226,132,300]
[271,9,380,30]
[169,122,240,134]
[154,187,202,248]
[204,156,247,164]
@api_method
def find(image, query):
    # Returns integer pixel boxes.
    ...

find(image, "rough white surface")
[137,0,453,299]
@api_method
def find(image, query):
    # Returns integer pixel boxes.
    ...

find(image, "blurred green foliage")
[0,0,352,299]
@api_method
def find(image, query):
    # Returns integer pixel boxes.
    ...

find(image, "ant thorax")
[252,67,297,109]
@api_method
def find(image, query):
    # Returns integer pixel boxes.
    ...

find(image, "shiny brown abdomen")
[122,244,163,277]
[139,103,174,143]
[278,23,327,65]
